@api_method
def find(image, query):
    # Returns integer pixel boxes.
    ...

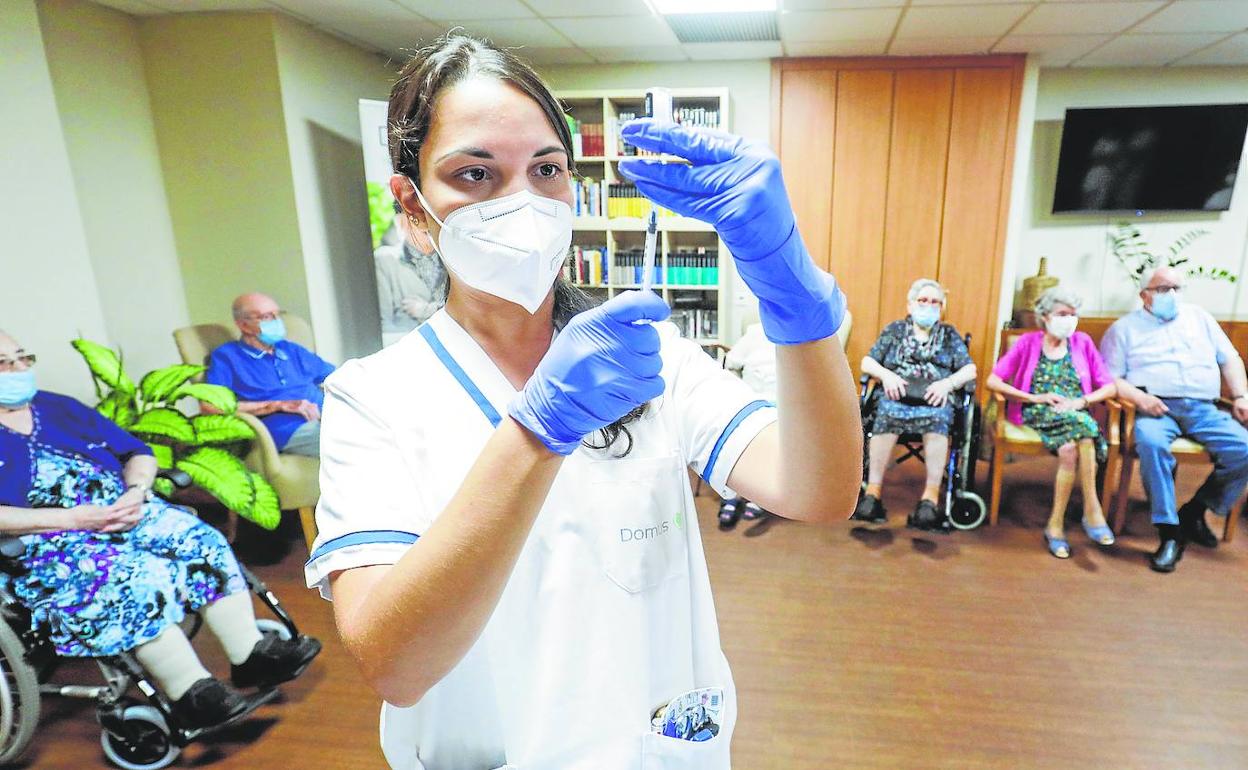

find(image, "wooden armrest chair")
[172,318,321,550]
[984,392,1122,526]
[1110,399,1242,542]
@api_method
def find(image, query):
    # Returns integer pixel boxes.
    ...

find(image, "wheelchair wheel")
[100,703,180,770]
[948,492,987,530]
[255,618,292,641]
[0,617,40,764]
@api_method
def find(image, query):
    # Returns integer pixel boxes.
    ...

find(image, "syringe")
[642,209,658,292]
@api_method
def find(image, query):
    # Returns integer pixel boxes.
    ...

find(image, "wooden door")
[773,55,1025,380]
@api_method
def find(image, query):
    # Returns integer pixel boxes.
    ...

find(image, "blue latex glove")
[618,119,846,345]
[508,291,670,455]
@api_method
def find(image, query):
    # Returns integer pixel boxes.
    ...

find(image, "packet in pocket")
[650,687,723,742]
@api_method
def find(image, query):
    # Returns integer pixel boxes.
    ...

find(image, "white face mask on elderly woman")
[1046,315,1078,340]
[411,183,573,314]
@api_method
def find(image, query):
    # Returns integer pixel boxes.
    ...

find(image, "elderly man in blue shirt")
[1101,266,1248,573]
[203,293,335,457]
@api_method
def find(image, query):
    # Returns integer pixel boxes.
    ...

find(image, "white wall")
[273,15,394,364]
[996,56,1041,338]
[1009,66,1248,320]
[38,0,190,380]
[1,0,109,402]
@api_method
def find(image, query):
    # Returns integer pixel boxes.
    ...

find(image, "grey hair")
[1034,286,1082,317]
[1138,265,1183,291]
[907,278,946,304]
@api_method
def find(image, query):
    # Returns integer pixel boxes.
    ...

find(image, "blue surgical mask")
[911,306,940,329]
[257,318,286,345]
[0,369,37,408]
[1150,292,1178,322]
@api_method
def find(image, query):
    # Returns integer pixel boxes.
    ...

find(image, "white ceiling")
[90,0,1248,67]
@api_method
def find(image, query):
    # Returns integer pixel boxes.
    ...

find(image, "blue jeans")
[1134,398,1248,526]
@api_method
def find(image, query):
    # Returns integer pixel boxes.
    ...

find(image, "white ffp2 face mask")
[1046,315,1078,339]
[411,183,573,314]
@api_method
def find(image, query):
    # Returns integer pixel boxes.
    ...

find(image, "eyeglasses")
[1144,285,1183,295]
[243,310,286,322]
[913,297,944,306]
[0,353,35,372]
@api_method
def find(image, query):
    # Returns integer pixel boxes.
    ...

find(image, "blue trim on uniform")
[418,324,502,427]
[306,529,420,564]
[702,399,774,483]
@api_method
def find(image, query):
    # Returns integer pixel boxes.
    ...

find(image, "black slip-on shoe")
[850,494,887,523]
[1150,538,1185,573]
[1179,500,1218,549]
[231,631,322,690]
[172,678,250,729]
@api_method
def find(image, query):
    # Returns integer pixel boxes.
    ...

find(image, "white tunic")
[305,309,777,770]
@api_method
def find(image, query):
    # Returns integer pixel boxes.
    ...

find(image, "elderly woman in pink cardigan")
[986,287,1117,559]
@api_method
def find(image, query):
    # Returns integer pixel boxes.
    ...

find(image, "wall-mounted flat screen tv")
[1052,104,1248,213]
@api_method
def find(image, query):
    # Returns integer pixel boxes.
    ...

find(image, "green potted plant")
[71,339,280,529]
[1109,222,1237,286]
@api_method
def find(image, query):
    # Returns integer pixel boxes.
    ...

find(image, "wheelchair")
[857,335,987,531]
[0,471,310,769]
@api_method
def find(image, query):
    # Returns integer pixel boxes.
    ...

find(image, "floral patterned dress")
[867,318,974,436]
[0,408,247,658]
[1021,351,1107,462]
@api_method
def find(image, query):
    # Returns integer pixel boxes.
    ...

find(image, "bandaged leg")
[201,591,264,666]
[133,626,212,700]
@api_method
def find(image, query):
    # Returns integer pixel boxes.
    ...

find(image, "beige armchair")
[172,318,321,550]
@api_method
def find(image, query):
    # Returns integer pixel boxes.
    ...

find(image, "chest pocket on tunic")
[581,453,690,594]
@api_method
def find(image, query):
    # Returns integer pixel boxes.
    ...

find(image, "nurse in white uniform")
[305,35,861,770]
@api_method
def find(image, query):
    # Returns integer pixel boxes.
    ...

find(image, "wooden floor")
[23,452,1248,769]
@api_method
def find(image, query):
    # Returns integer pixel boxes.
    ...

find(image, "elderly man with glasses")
[202,293,335,457]
[1101,266,1248,573]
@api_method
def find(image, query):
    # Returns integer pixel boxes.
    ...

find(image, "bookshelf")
[558,87,732,348]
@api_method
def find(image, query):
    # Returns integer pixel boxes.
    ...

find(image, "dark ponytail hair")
[388,34,645,455]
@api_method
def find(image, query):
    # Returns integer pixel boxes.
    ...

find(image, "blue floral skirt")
[4,501,247,657]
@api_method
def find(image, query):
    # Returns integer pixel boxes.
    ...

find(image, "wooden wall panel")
[773,54,1024,381]
[829,69,894,369]
[880,69,954,324]
[777,70,837,271]
[937,68,1015,377]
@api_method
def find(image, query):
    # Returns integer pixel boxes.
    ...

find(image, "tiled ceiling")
[90,0,1248,67]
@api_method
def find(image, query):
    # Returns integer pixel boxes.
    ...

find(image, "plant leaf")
[96,392,137,429]
[174,383,237,414]
[150,443,175,469]
[140,364,205,405]
[245,473,281,530]
[192,414,256,444]
[71,339,135,395]
[152,477,175,499]
[175,447,255,514]
[129,407,196,443]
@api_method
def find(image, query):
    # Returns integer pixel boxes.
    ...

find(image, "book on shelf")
[565,115,605,158]
[669,308,718,340]
[612,248,663,287]
[668,247,719,286]
[607,183,674,219]
[573,178,606,218]
[568,245,608,287]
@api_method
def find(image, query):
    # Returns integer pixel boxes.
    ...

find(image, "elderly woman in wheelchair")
[0,331,319,763]
[985,288,1117,559]
[853,279,977,531]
